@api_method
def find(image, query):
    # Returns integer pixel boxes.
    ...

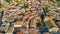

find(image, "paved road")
[0,10,4,26]
[38,13,48,34]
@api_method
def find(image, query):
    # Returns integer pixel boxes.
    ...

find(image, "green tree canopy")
[37,21,43,29]
[37,0,41,3]
[0,3,2,8]
[16,0,23,4]
[56,0,60,2]
[56,0,60,7]
[6,0,12,4]
[43,6,49,13]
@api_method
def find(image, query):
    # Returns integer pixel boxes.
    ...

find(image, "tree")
[37,0,41,3]
[56,0,60,2]
[0,3,2,8]
[56,0,60,7]
[24,3,28,8]
[50,0,56,3]
[20,12,25,16]
[43,6,49,13]
[37,21,43,29]
[6,0,12,4]
[26,0,28,1]
[16,0,23,5]
[0,0,2,8]
[43,6,49,15]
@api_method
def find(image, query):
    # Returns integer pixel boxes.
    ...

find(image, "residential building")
[13,21,23,27]
[29,28,39,34]
[0,26,9,33]
[45,20,59,32]
[6,26,14,34]
[43,32,50,34]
